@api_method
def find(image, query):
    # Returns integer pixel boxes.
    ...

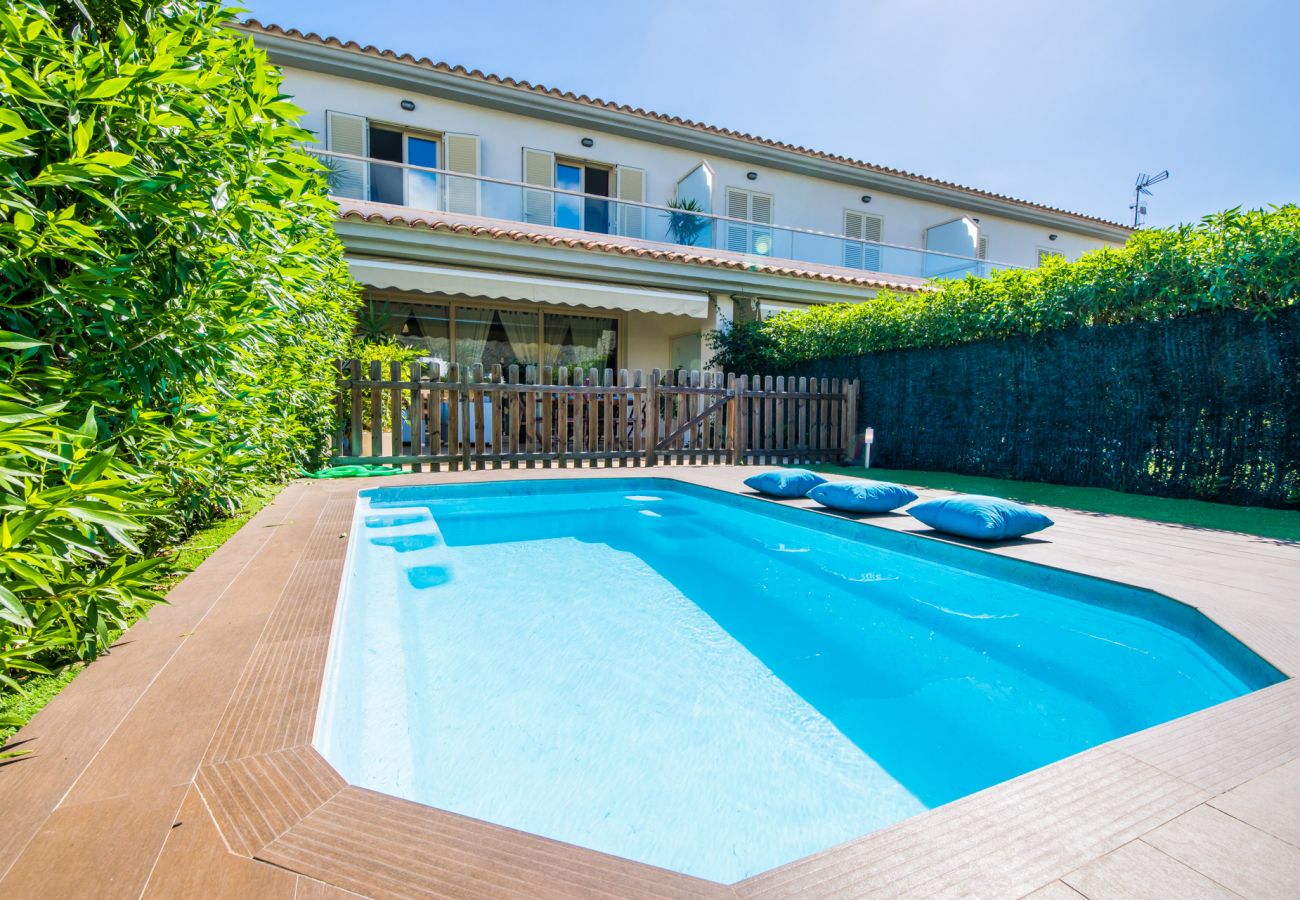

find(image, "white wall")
[280,67,1122,273]
[625,311,702,372]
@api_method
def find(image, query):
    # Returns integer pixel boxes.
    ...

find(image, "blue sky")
[240,0,1299,228]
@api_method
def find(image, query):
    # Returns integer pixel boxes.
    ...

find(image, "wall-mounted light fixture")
[861,195,872,204]
[399,99,416,111]
[580,137,594,148]
[746,171,758,181]
[972,217,980,224]
[1049,233,1059,241]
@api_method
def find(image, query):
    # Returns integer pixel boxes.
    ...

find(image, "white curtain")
[545,314,615,368]
[453,308,491,370]
[498,309,539,368]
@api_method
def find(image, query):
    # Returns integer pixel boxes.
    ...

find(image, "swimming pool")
[316,479,1283,883]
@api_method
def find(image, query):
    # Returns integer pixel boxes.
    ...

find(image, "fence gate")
[332,361,857,472]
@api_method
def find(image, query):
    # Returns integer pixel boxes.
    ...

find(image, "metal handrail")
[306,147,1013,268]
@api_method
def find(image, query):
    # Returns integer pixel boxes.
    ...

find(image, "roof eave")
[332,214,902,305]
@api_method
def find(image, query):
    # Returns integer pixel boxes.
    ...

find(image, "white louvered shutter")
[615,165,645,238]
[326,111,368,200]
[749,192,773,255]
[977,235,988,260]
[860,213,882,270]
[843,210,864,268]
[725,188,750,253]
[843,211,882,270]
[522,148,555,226]
[444,133,480,215]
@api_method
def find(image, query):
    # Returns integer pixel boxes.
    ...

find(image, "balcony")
[309,149,1013,283]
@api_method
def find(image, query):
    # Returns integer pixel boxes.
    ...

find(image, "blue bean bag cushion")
[743,468,827,498]
[807,479,917,513]
[907,495,1053,540]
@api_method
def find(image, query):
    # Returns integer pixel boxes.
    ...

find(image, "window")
[1037,248,1064,266]
[550,158,613,233]
[842,210,884,270]
[544,313,618,371]
[724,187,774,255]
[555,161,583,230]
[522,149,643,237]
[552,160,612,233]
[364,299,451,366]
[455,307,540,370]
[368,125,439,208]
[323,112,480,213]
[365,296,619,373]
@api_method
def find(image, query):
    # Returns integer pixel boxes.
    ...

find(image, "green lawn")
[810,466,1300,542]
[1,489,276,751]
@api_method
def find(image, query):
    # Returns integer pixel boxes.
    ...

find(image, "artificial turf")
[810,466,1300,542]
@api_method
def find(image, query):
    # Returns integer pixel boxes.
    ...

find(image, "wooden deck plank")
[259,787,735,900]
[143,787,299,899]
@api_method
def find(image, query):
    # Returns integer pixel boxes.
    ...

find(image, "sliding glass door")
[453,307,540,371]
[544,313,617,371]
[366,296,620,373]
[368,300,451,365]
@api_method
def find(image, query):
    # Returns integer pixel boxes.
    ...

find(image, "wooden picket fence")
[332,361,858,471]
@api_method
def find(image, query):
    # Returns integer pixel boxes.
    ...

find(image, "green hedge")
[709,206,1300,372]
[0,2,356,692]
[793,307,1300,508]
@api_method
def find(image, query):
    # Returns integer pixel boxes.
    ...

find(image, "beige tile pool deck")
[1,466,1298,899]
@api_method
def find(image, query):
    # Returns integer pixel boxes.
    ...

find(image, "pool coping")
[3,466,1298,898]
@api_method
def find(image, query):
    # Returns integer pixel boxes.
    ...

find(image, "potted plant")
[663,197,711,246]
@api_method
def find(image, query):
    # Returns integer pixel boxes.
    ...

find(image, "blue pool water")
[316,479,1282,883]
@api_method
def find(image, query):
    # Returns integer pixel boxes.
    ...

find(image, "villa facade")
[240,20,1132,372]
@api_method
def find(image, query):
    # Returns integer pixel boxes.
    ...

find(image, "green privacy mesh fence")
[792,306,1300,509]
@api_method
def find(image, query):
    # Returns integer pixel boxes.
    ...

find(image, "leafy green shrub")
[709,206,1300,371]
[0,1,357,692]
[347,338,423,431]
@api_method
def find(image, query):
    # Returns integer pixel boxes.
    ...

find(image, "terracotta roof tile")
[335,205,927,293]
[238,19,1132,233]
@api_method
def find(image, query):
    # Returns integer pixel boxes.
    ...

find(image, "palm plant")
[663,197,711,247]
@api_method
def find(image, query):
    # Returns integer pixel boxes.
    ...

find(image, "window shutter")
[978,236,988,260]
[843,211,883,270]
[444,133,480,215]
[615,165,645,238]
[725,188,750,253]
[860,213,882,270]
[325,111,368,199]
[726,188,749,220]
[522,148,555,226]
[723,188,774,255]
[842,210,864,268]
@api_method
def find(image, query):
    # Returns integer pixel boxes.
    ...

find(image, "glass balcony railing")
[309,148,1014,281]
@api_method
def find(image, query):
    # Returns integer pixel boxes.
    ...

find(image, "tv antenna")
[1130,170,1169,227]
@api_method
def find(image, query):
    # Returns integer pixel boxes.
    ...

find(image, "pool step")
[362,506,453,590]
